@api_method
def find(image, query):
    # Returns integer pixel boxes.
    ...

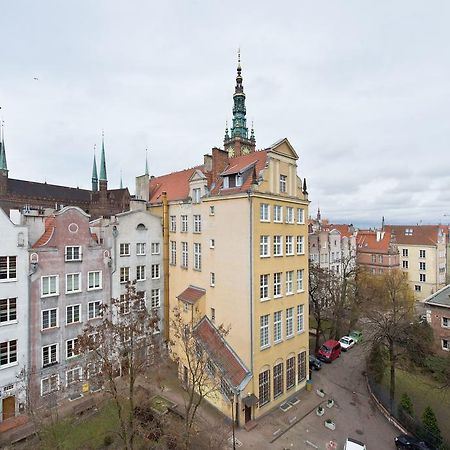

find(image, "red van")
[317,339,341,362]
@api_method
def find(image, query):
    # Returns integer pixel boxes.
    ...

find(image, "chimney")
[203,154,212,172]
[211,147,229,182]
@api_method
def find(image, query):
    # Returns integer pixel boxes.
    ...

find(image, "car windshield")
[340,338,349,344]
[321,345,331,353]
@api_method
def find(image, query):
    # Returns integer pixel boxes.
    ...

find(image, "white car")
[344,437,367,450]
[339,336,355,351]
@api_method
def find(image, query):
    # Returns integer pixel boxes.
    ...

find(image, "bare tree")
[77,281,161,450]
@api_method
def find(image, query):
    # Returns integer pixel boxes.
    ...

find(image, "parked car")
[344,437,367,450]
[339,336,356,351]
[394,434,436,449]
[349,330,363,343]
[309,354,322,370]
[317,339,341,362]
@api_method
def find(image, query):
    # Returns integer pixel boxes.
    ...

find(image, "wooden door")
[245,405,251,423]
[2,396,15,421]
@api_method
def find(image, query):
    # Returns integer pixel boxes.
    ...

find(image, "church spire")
[120,170,123,189]
[145,148,149,176]
[99,131,107,181]
[0,121,8,172]
[230,49,248,140]
[91,145,98,192]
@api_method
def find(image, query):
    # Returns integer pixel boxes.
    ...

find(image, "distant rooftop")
[424,285,450,308]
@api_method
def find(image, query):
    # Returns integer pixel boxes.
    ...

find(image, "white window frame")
[273,235,283,256]
[260,274,269,301]
[150,242,160,255]
[279,175,287,193]
[192,188,201,203]
[260,235,270,257]
[151,264,159,280]
[193,215,202,233]
[65,273,81,294]
[210,272,215,287]
[286,307,294,338]
[170,216,176,232]
[286,207,294,224]
[119,243,130,256]
[274,311,282,343]
[120,267,130,283]
[260,315,270,349]
[87,271,102,290]
[297,208,305,224]
[41,374,59,396]
[419,249,426,258]
[419,261,426,271]
[274,205,283,223]
[66,338,79,359]
[442,317,450,329]
[297,269,304,292]
[296,236,305,255]
[260,203,270,222]
[137,265,146,281]
[170,241,176,265]
[0,256,17,281]
[181,215,188,233]
[273,272,282,297]
[297,304,304,333]
[286,271,294,295]
[66,366,82,386]
[137,243,147,255]
[41,275,59,297]
[442,339,449,351]
[42,343,58,367]
[420,273,426,283]
[285,236,294,256]
[181,242,188,268]
[66,304,81,325]
[209,239,215,249]
[0,339,18,368]
[151,289,160,308]
[65,246,82,262]
[0,297,17,324]
[42,308,58,330]
[88,301,102,320]
[194,243,202,271]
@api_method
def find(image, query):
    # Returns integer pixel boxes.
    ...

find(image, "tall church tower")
[0,122,9,195]
[224,51,256,158]
[99,132,108,191]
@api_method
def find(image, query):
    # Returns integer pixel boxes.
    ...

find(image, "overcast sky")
[1,1,449,227]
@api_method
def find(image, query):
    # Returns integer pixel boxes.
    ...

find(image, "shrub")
[421,406,442,447]
[103,435,113,446]
[399,393,413,415]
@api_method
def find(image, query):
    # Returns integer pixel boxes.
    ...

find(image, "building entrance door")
[2,396,15,421]
[244,404,252,423]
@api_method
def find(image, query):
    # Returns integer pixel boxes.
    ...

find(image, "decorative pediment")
[269,138,299,160]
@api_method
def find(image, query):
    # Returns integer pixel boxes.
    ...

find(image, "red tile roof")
[323,224,354,238]
[177,286,206,305]
[32,216,55,248]
[386,225,445,246]
[194,316,250,388]
[356,229,395,254]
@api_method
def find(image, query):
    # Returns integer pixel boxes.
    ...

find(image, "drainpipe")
[162,192,170,343]
[248,191,254,375]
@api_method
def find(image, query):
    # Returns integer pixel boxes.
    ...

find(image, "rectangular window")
[181,242,188,268]
[170,216,176,232]
[151,289,160,308]
[192,188,201,203]
[0,298,17,323]
[296,236,305,255]
[297,208,305,224]
[297,269,304,292]
[210,272,215,287]
[274,311,282,343]
[286,207,294,223]
[260,235,270,257]
[120,267,130,283]
[193,215,202,233]
[119,294,130,314]
[260,314,270,348]
[378,255,383,264]
[273,362,284,398]
[442,339,449,351]
[0,340,17,367]
[0,256,17,280]
[66,367,82,386]
[442,317,450,328]
[286,356,296,390]
[420,273,426,282]
[137,291,146,310]
[65,246,82,262]
[286,271,294,295]
[260,274,269,300]
[402,248,408,257]
[259,370,270,406]
[41,275,58,297]
[260,203,270,222]
[298,351,306,382]
[151,242,159,255]
[88,301,102,320]
[297,304,304,333]
[42,308,57,330]
[273,235,283,256]
[371,254,377,263]
[41,374,59,396]
[194,243,202,270]
[419,262,426,271]
[66,338,79,359]
[181,215,188,232]
[210,307,216,322]
[42,343,58,367]
[209,239,215,249]
[209,205,215,216]
[137,243,147,255]
[285,236,294,255]
[274,272,282,297]
[120,243,130,256]
[274,205,283,223]
[170,241,176,265]
[402,260,409,269]
[88,271,102,290]
[137,265,146,281]
[66,304,81,324]
[415,285,421,292]
[66,273,81,294]
[286,307,294,338]
[420,249,426,258]
[279,175,287,193]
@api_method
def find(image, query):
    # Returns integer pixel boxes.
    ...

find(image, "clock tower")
[224,51,256,158]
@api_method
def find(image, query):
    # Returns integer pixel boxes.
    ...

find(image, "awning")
[242,393,259,407]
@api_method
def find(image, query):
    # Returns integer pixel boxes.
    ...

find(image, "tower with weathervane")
[224,52,256,158]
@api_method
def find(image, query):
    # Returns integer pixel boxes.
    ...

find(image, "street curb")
[365,375,408,435]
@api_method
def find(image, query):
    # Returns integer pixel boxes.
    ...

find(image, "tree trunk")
[314,317,321,353]
[389,340,396,413]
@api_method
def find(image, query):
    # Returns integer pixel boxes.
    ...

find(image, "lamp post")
[230,393,236,450]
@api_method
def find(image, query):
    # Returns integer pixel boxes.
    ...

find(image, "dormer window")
[192,188,201,203]
[222,174,242,189]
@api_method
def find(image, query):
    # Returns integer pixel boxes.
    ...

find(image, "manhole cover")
[349,402,356,406]
[355,429,364,435]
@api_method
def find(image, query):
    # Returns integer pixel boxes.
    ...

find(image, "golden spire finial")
[237,47,241,70]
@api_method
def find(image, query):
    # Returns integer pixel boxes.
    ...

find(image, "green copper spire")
[250,120,255,142]
[224,120,230,141]
[99,131,107,181]
[91,145,98,192]
[230,49,248,140]
[145,148,149,176]
[0,121,8,172]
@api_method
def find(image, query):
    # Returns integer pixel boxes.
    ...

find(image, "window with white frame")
[137,291,146,310]
[150,242,160,255]
[296,236,305,254]
[285,236,294,255]
[260,235,270,257]
[66,273,81,294]
[273,235,283,256]
[273,272,282,297]
[0,340,17,367]
[442,317,450,328]
[419,249,426,258]
[41,374,59,396]
[442,339,449,351]
[297,304,304,333]
[88,301,102,320]
[181,242,188,268]
[0,298,17,323]
[210,272,215,287]
[192,188,201,203]
[41,275,59,297]
[66,338,79,359]
[119,294,130,314]
[193,215,202,233]
[120,243,130,256]
[286,271,294,295]
[66,304,81,324]
[209,239,215,249]
[420,273,426,282]
[0,256,17,280]
[286,307,294,338]
[274,311,282,343]
[170,216,176,232]
[137,243,146,255]
[419,262,426,271]
[298,351,306,382]
[66,367,82,385]
[279,175,287,193]
[297,208,305,224]
[260,203,270,222]
[297,269,304,292]
[42,343,58,367]
[273,362,284,398]
[260,274,269,300]
[274,205,283,223]
[286,356,295,390]
[415,285,421,292]
[181,215,188,232]
[65,246,82,261]
[120,267,130,283]
[170,241,176,265]
[259,370,270,406]
[88,271,102,290]
[402,260,409,269]
[42,308,58,330]
[194,243,202,270]
[402,248,408,257]
[137,265,146,281]
[209,205,215,215]
[260,314,270,348]
[286,207,294,223]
